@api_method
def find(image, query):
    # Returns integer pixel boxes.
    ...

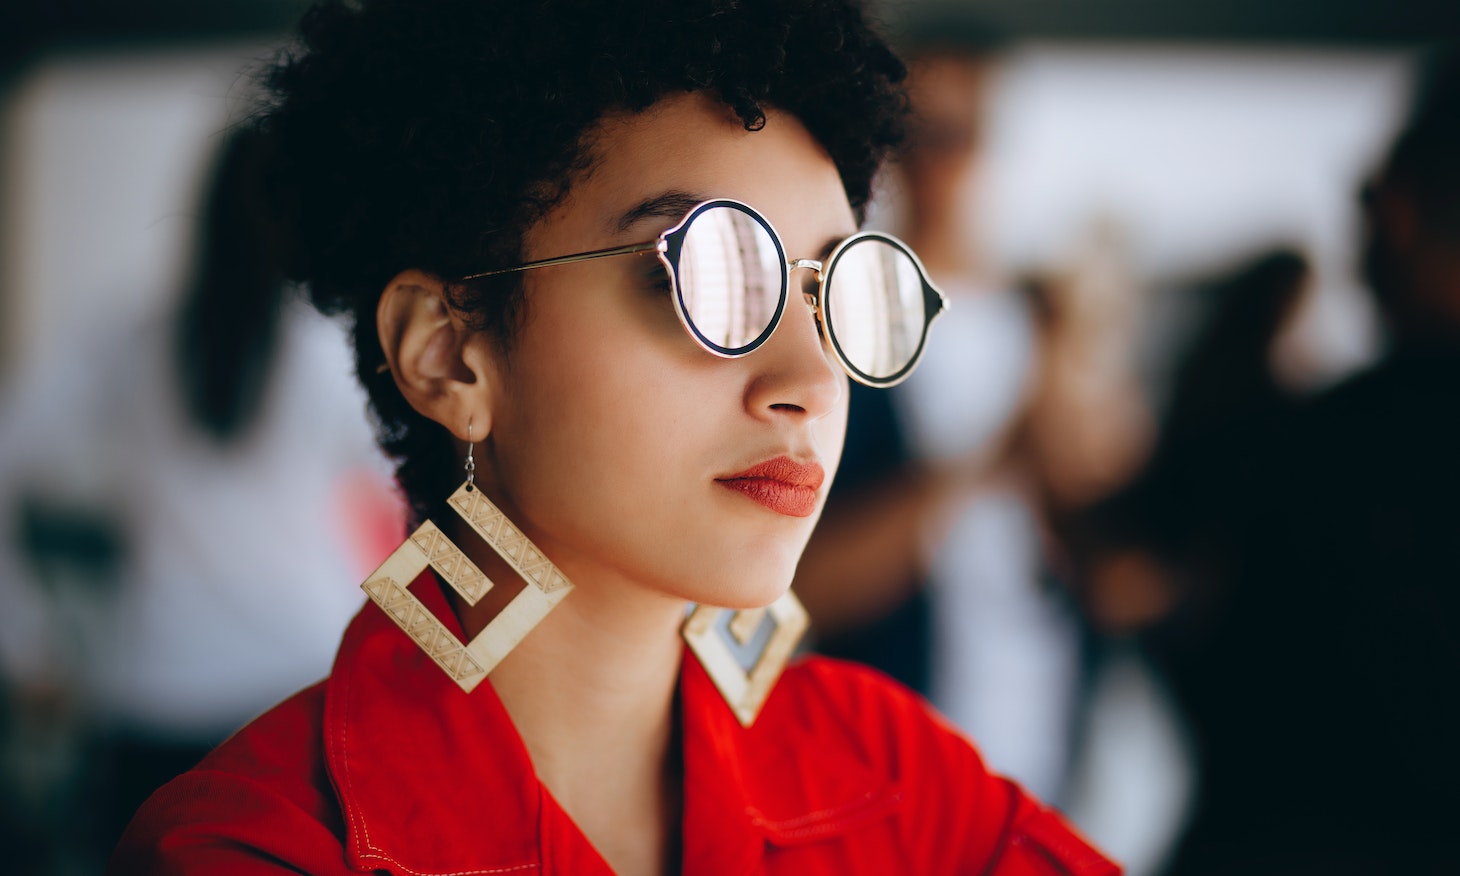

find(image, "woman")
[111,0,1119,873]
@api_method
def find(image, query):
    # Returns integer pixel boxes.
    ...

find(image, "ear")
[377,269,497,441]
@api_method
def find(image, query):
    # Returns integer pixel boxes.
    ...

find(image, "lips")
[715,456,825,518]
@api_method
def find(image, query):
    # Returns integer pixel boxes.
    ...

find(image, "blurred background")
[1,0,1457,873]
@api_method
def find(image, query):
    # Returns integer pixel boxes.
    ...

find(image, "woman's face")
[473,92,855,609]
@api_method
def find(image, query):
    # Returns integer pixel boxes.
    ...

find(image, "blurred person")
[1100,46,1460,875]
[108,0,1121,873]
[1248,45,1460,872]
[1056,249,1311,876]
[1082,249,1312,635]
[1157,252,1310,473]
[989,257,1156,799]
[1016,224,1155,520]
[0,125,401,871]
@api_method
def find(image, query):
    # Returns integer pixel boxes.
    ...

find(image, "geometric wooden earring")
[361,432,573,692]
[681,590,809,726]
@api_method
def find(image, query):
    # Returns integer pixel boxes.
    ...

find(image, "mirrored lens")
[677,206,785,353]
[824,238,927,381]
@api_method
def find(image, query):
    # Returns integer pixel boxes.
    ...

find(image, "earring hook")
[465,421,477,492]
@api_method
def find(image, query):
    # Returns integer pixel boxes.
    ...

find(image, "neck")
[448,516,687,875]
[480,578,686,790]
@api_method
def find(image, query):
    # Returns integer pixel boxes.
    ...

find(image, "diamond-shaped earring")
[360,425,573,692]
[681,591,809,726]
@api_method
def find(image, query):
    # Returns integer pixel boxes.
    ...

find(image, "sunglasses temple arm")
[459,241,662,281]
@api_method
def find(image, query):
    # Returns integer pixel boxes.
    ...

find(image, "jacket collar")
[325,572,897,875]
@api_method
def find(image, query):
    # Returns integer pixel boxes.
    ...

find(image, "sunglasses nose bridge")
[788,258,823,279]
[788,258,824,309]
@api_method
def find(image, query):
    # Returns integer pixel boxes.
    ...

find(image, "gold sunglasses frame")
[460,198,948,387]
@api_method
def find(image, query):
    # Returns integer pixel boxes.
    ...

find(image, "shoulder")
[774,655,971,760]
[771,656,1016,818]
[109,681,351,875]
[768,657,1121,875]
[211,674,341,775]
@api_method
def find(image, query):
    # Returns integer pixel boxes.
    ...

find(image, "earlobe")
[377,269,493,440]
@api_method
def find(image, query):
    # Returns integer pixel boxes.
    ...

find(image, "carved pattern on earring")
[682,591,809,727]
[360,421,573,692]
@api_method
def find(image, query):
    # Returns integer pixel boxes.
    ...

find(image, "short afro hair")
[257,0,908,520]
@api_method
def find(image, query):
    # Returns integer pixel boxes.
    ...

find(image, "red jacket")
[112,575,1120,875]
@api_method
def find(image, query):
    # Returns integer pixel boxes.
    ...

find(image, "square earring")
[682,591,809,726]
[362,482,573,692]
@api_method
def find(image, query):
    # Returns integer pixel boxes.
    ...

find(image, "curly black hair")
[257,0,908,522]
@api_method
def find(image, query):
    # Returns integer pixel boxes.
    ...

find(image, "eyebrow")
[613,191,857,260]
[815,235,844,262]
[612,190,711,234]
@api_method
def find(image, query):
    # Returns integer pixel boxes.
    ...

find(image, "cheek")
[506,343,673,480]
[483,286,846,602]
[818,378,851,485]
[490,301,717,531]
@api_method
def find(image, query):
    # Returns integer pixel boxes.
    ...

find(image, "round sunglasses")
[461,198,948,387]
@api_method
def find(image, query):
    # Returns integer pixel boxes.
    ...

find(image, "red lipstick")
[716,456,825,518]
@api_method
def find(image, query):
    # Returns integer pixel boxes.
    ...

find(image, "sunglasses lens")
[824,237,928,382]
[677,205,785,353]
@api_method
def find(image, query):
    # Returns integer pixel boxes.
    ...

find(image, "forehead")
[525,91,857,255]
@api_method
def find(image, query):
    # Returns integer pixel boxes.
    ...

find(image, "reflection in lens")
[678,206,784,352]
[824,238,926,380]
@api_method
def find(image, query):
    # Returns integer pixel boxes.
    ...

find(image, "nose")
[743,265,844,421]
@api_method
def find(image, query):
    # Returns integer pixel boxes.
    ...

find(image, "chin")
[645,518,810,607]
[691,561,796,610]
[709,585,793,612]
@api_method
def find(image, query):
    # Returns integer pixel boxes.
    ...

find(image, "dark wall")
[899,0,1456,43]
[5,0,1456,59]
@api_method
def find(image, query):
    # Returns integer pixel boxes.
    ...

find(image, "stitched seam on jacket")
[748,789,902,841]
[355,853,539,876]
